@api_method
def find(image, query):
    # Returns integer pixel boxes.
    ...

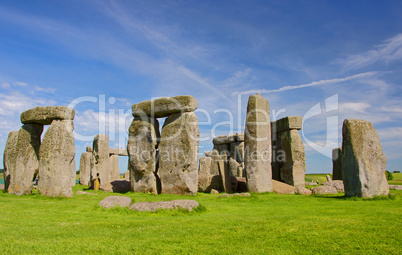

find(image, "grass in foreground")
[0,185,401,254]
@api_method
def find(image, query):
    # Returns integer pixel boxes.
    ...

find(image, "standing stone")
[332,148,342,180]
[244,93,272,193]
[109,154,120,180]
[159,112,199,195]
[218,159,232,193]
[279,130,306,187]
[127,117,159,194]
[341,119,389,198]
[38,120,75,197]
[79,152,92,185]
[124,171,130,180]
[8,124,42,195]
[198,156,213,192]
[92,134,110,189]
[229,158,240,177]
[3,131,19,191]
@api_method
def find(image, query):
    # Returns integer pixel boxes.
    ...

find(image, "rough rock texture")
[99,196,132,209]
[219,193,251,198]
[244,93,272,193]
[76,191,96,195]
[341,119,389,198]
[86,146,93,152]
[132,95,198,118]
[109,148,128,156]
[79,152,92,185]
[389,185,402,190]
[124,171,130,180]
[218,159,232,193]
[213,133,244,145]
[198,157,213,192]
[230,141,244,163]
[159,112,199,195]
[306,182,319,186]
[280,130,306,187]
[274,116,303,133]
[3,131,19,191]
[92,134,110,189]
[332,148,342,180]
[100,180,131,193]
[127,117,160,194]
[129,200,199,212]
[323,180,344,192]
[272,180,296,194]
[20,106,75,125]
[38,120,75,197]
[228,158,240,177]
[8,124,43,195]
[109,155,120,181]
[311,186,338,195]
[295,186,312,195]
[210,189,219,194]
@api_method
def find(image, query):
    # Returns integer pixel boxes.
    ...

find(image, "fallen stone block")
[99,196,132,209]
[272,180,296,194]
[311,186,338,195]
[129,200,199,212]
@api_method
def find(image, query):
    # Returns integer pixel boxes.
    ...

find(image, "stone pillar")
[332,148,342,180]
[92,134,110,189]
[244,93,272,193]
[280,129,306,187]
[271,116,305,187]
[3,131,19,192]
[159,112,199,195]
[109,154,120,181]
[341,119,389,197]
[79,152,92,185]
[198,156,213,192]
[127,117,160,194]
[8,124,43,195]
[38,120,75,197]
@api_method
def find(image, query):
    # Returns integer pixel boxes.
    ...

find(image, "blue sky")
[0,0,401,174]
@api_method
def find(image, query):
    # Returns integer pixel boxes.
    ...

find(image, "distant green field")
[388,172,402,185]
[305,174,329,183]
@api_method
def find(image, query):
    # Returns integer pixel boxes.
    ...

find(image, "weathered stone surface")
[92,134,110,189]
[295,186,312,195]
[326,175,332,182]
[124,171,130,180]
[279,130,306,187]
[99,196,132,209]
[109,155,120,181]
[212,143,230,160]
[230,141,244,163]
[76,191,96,195]
[305,181,319,186]
[38,120,75,197]
[127,117,159,194]
[332,148,342,180]
[3,131,18,191]
[341,119,389,198]
[219,193,251,198]
[20,106,75,125]
[218,159,232,193]
[79,152,92,185]
[228,158,240,177]
[130,200,199,212]
[213,133,244,145]
[159,112,199,195]
[323,180,344,192]
[210,189,219,194]
[132,95,198,118]
[244,93,272,193]
[198,157,213,192]
[100,180,131,193]
[273,116,303,133]
[311,185,338,195]
[204,151,213,157]
[8,124,42,195]
[389,185,402,190]
[86,146,93,152]
[272,180,296,194]
[109,148,128,156]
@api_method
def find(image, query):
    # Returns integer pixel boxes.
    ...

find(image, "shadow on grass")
[313,193,396,201]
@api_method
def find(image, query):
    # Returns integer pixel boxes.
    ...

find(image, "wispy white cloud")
[340,102,370,114]
[336,33,402,70]
[234,71,379,95]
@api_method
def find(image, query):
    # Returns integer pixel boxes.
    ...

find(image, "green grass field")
[0,183,401,254]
